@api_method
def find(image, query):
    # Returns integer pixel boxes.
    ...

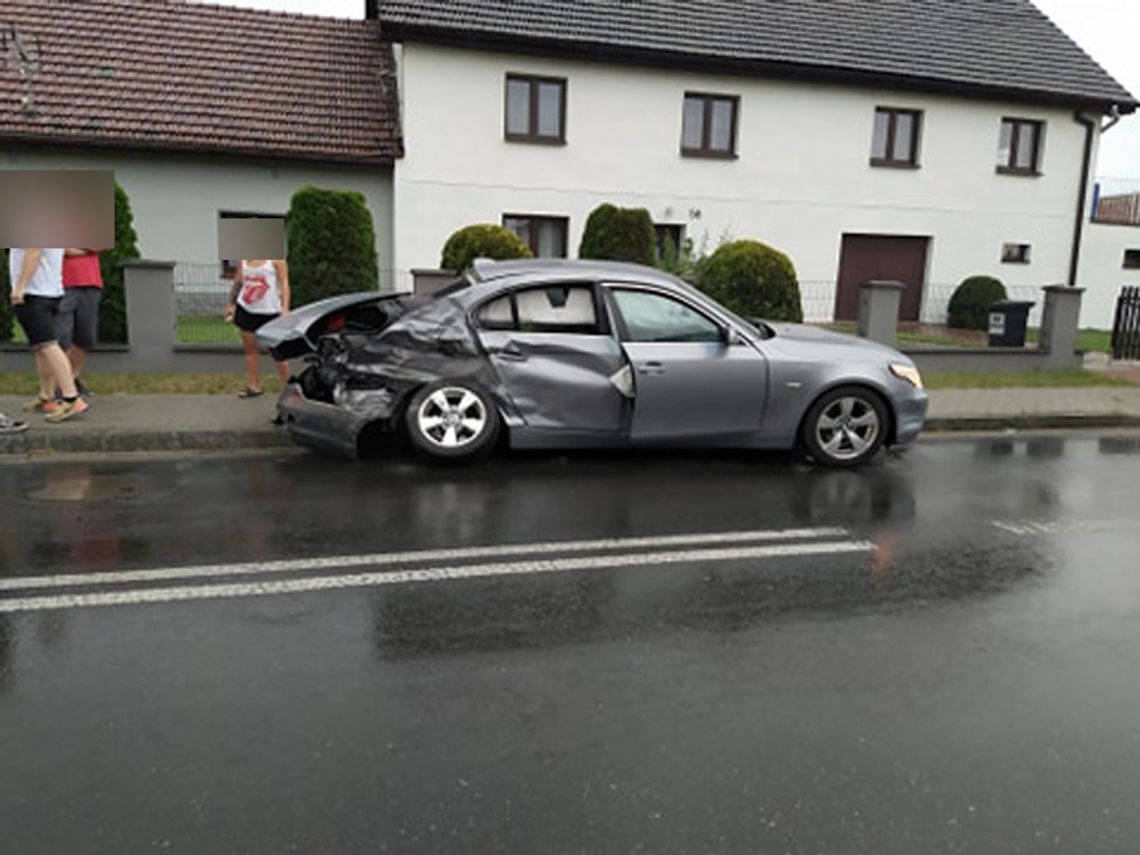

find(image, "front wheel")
[404,381,500,461]
[802,386,888,467]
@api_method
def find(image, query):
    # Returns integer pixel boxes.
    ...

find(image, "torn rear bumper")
[276,382,366,459]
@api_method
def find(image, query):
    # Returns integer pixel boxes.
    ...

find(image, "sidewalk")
[2,388,1140,456]
[0,394,292,455]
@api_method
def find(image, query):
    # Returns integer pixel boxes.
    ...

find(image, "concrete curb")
[0,429,292,456]
[2,416,1139,457]
[924,414,1140,433]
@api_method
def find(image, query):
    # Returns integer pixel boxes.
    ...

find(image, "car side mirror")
[723,328,747,346]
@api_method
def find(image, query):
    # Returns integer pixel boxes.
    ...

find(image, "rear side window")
[476,285,600,334]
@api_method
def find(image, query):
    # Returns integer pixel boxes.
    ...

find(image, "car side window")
[611,289,722,343]
[477,285,600,334]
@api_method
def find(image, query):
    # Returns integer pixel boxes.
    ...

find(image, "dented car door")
[475,284,629,435]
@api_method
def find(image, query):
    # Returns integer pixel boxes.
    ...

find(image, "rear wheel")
[404,381,500,461]
[802,386,888,467]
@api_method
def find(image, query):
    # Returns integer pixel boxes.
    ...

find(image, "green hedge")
[0,251,12,341]
[287,186,379,307]
[696,239,803,322]
[578,203,656,266]
[98,182,141,343]
[948,275,1007,331]
[440,224,532,273]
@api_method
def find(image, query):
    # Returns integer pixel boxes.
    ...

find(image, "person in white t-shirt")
[223,258,291,399]
[8,248,88,422]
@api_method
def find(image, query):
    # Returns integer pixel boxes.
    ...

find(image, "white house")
[375,0,1140,327]
[2,0,1138,330]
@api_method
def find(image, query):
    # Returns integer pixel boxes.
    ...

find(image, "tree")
[0,251,13,341]
[696,239,803,322]
[287,186,379,306]
[98,181,141,343]
[578,203,656,266]
[440,224,532,273]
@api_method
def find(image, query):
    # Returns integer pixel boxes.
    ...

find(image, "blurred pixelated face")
[0,170,114,248]
[218,217,286,262]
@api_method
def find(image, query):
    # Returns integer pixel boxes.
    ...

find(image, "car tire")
[404,381,500,461]
[801,386,889,468]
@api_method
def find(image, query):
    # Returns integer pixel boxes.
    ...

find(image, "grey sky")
[195,0,1140,179]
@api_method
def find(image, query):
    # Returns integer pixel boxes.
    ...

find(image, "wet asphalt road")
[2,434,1140,854]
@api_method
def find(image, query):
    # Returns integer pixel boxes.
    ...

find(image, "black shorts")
[56,286,102,350]
[234,304,280,333]
[14,295,62,348]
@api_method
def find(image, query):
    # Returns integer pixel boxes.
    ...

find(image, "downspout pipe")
[1069,111,1099,287]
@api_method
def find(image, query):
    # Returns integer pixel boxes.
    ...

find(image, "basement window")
[1001,243,1032,264]
[1124,249,1140,270]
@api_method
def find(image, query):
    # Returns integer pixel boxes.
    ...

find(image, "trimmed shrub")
[440,224,531,273]
[0,251,12,341]
[287,185,379,307]
[696,239,803,322]
[98,182,141,344]
[948,275,1007,330]
[578,203,656,266]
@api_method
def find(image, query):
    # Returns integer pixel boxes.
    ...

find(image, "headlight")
[890,363,924,389]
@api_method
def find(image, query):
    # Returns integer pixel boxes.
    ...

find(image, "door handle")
[637,361,666,376]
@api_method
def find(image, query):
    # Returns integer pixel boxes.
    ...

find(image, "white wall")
[394,43,1095,322]
[2,146,397,289]
[1078,223,1140,327]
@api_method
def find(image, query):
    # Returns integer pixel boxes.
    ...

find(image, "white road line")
[0,528,850,593]
[0,540,875,614]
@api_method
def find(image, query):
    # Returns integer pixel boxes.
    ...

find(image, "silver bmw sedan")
[258,259,928,467]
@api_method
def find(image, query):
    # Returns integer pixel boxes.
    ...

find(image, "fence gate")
[1112,286,1140,360]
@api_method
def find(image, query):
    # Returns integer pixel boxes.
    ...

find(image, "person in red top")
[55,248,103,396]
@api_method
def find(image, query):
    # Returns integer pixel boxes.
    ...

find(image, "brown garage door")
[834,234,929,322]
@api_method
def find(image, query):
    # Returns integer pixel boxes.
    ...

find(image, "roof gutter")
[1069,110,1101,287]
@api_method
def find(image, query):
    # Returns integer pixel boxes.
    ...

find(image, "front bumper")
[276,382,367,459]
[893,388,929,446]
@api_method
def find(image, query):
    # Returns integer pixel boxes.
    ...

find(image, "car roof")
[469,258,684,289]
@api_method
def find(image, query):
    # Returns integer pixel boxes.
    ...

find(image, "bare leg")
[241,331,261,392]
[275,359,290,383]
[39,344,77,399]
[33,349,54,400]
[68,346,87,381]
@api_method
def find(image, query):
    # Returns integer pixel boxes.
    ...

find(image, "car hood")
[765,322,911,362]
[257,292,422,359]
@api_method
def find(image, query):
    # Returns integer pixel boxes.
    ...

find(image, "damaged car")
[257,259,928,467]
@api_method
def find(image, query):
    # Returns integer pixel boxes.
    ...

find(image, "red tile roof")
[1,0,401,164]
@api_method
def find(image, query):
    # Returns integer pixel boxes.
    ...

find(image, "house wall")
[393,42,1098,322]
[1078,222,1140,328]
[1,146,397,289]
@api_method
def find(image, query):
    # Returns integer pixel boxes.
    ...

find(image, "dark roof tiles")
[377,0,1137,111]
[1,0,402,163]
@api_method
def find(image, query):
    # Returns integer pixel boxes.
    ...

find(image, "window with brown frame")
[503,214,569,258]
[504,75,566,144]
[997,118,1044,175]
[681,93,739,158]
[870,107,922,167]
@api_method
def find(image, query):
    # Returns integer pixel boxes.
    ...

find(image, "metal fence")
[1111,286,1140,360]
[172,263,417,345]
[920,282,1043,329]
